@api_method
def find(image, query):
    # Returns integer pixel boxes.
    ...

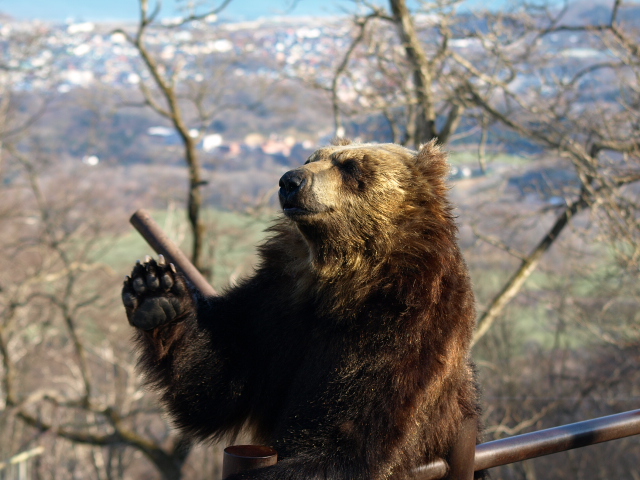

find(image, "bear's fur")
[122,140,481,479]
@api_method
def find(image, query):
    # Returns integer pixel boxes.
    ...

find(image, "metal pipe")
[444,416,477,479]
[222,445,278,479]
[129,208,217,297]
[416,409,640,480]
[474,408,640,471]
[0,447,45,471]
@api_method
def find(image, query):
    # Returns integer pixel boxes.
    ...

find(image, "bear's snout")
[279,169,315,218]
[279,169,308,195]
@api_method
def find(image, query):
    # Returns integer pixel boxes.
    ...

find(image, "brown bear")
[122,140,481,479]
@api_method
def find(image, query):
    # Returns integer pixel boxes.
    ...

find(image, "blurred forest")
[0,0,639,479]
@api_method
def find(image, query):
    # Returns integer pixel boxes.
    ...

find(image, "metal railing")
[416,409,640,479]
[0,447,44,480]
[130,209,640,479]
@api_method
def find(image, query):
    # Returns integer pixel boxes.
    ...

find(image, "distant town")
[0,7,621,165]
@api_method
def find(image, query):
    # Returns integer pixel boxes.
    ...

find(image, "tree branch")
[330,15,375,136]
[473,174,640,346]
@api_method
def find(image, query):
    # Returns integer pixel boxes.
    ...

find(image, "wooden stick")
[129,208,217,297]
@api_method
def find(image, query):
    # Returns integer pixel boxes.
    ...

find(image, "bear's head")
[273,139,457,311]
[278,139,452,258]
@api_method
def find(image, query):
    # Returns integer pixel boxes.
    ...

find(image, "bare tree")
[112,0,235,274]
[0,144,200,480]
[284,1,473,147]
[0,25,52,173]
[315,0,639,344]
[387,0,466,146]
[457,0,640,344]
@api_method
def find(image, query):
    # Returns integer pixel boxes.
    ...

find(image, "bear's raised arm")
[123,141,482,479]
[122,255,306,441]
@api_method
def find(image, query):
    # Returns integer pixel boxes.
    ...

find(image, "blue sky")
[0,0,508,22]
[0,0,345,22]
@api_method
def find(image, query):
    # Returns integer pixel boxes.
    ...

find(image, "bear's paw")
[122,255,191,330]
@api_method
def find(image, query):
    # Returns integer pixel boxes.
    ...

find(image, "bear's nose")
[279,170,307,194]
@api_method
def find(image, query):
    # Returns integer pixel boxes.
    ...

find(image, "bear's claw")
[122,256,190,330]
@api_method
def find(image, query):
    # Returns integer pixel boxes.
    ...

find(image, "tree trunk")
[389,0,438,147]
[183,135,205,273]
[127,19,208,275]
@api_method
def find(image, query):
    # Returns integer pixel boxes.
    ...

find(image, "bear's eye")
[340,159,361,178]
[339,159,366,190]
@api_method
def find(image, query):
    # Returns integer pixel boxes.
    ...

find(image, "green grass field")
[98,208,276,291]
[98,207,634,356]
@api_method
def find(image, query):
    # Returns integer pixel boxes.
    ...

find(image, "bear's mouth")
[279,184,330,220]
[282,202,315,218]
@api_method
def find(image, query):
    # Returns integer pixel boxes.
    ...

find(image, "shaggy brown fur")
[122,140,481,479]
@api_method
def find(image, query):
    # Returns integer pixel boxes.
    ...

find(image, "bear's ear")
[415,139,450,181]
[331,137,353,146]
